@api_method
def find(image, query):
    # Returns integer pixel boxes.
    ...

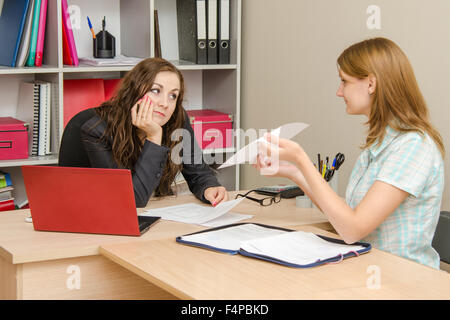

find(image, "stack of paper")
[140,197,251,227]
[79,55,144,66]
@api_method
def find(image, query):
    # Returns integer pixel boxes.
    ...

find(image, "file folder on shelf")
[218,0,230,64]
[176,0,207,64]
[0,0,31,67]
[176,223,372,268]
[25,0,41,67]
[207,0,218,64]
[196,0,207,64]
[15,0,35,67]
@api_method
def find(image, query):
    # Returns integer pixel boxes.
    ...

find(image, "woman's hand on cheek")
[131,94,163,145]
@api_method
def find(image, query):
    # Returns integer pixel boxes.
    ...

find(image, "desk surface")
[0,192,328,264]
[99,225,450,300]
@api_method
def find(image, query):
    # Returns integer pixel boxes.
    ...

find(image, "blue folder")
[0,0,31,67]
[176,223,372,268]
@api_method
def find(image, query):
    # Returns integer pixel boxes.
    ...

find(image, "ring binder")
[207,0,218,64]
[196,0,207,64]
[176,0,208,64]
[218,0,230,64]
[177,223,372,268]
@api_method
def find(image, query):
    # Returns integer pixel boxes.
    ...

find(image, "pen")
[87,16,96,39]
[331,157,336,170]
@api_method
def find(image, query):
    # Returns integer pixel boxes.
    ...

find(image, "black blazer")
[58,108,221,207]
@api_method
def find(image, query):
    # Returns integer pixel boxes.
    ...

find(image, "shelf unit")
[0,0,241,206]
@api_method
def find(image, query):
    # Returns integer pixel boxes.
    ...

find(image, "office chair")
[432,210,450,271]
[58,108,96,167]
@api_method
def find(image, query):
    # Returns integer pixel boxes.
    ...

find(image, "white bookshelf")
[0,0,241,205]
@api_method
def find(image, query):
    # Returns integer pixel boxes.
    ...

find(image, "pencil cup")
[296,195,312,208]
[93,30,116,58]
[328,171,339,194]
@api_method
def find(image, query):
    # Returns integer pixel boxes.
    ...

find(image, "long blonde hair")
[337,37,445,158]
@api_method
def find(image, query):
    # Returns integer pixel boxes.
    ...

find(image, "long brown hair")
[337,37,445,158]
[95,57,185,196]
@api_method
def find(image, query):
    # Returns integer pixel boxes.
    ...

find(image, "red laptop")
[22,166,160,236]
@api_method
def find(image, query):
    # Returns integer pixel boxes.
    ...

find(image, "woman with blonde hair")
[255,37,445,269]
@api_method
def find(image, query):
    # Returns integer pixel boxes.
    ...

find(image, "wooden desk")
[99,226,450,300]
[0,192,329,299]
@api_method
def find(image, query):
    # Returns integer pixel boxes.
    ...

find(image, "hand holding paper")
[218,122,309,169]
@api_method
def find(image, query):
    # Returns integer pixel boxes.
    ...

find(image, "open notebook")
[176,223,371,268]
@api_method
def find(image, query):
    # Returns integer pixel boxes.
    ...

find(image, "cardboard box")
[187,109,233,149]
[0,117,28,160]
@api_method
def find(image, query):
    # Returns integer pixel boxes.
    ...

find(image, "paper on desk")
[140,197,249,226]
[218,122,309,169]
[200,212,253,228]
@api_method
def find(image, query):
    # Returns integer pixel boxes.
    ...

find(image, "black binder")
[218,0,230,64]
[176,0,207,64]
[177,223,372,268]
[207,0,218,64]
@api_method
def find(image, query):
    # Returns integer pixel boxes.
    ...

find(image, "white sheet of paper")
[140,197,245,225]
[218,122,309,169]
[200,212,253,227]
[180,224,289,251]
[240,231,365,265]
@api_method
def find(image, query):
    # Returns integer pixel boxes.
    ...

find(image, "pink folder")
[35,0,47,67]
[61,0,78,66]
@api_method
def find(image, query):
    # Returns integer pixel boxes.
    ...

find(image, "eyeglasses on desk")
[235,190,281,206]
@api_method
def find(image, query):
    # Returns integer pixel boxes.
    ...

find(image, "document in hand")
[218,122,309,169]
[176,223,371,268]
[140,197,251,227]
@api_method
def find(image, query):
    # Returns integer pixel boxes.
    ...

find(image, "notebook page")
[180,224,288,252]
[240,231,365,266]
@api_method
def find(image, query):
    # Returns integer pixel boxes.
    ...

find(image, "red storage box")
[0,117,28,160]
[187,109,233,149]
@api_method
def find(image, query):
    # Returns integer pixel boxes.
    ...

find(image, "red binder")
[61,17,72,65]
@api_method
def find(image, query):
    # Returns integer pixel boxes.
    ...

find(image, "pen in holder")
[93,17,115,58]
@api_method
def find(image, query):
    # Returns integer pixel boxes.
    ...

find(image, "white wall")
[241,0,450,210]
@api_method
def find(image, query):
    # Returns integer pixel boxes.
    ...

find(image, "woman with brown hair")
[59,57,228,207]
[255,38,445,269]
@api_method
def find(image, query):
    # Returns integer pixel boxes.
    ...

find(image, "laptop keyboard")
[137,215,160,234]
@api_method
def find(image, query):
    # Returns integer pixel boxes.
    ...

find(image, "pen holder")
[295,172,339,208]
[93,30,115,58]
